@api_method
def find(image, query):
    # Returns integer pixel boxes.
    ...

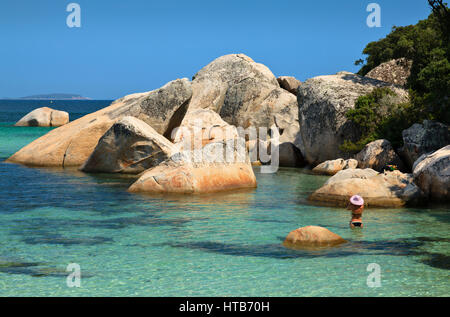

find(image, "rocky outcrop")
[356,139,405,172]
[80,116,176,174]
[128,140,257,194]
[283,226,346,249]
[277,76,301,95]
[365,58,412,87]
[7,79,192,167]
[309,168,424,207]
[15,107,69,127]
[188,54,301,157]
[296,71,409,165]
[413,145,450,201]
[312,158,358,175]
[400,120,450,169]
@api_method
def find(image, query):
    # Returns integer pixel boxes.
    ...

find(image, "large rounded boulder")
[296,71,409,165]
[80,116,176,174]
[400,120,450,169]
[283,226,346,249]
[15,107,69,127]
[309,168,424,207]
[188,54,303,166]
[128,140,257,194]
[413,145,450,202]
[7,79,192,167]
[355,139,406,172]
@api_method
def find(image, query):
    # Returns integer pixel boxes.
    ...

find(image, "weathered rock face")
[7,79,192,167]
[277,76,301,95]
[80,116,176,174]
[15,107,69,127]
[283,226,346,249]
[312,158,358,176]
[171,108,238,149]
[128,141,257,194]
[276,142,305,167]
[356,139,406,172]
[189,54,300,148]
[413,145,450,201]
[309,169,424,207]
[400,120,450,169]
[296,71,409,165]
[365,58,412,87]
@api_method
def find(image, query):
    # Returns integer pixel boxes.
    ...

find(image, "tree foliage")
[340,88,415,153]
[346,2,450,154]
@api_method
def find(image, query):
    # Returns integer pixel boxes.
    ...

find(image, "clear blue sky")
[0,0,431,99]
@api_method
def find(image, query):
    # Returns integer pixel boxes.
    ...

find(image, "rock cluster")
[8,79,192,167]
[296,71,409,165]
[7,53,447,201]
[309,168,424,207]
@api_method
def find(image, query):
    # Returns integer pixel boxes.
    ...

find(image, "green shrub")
[355,7,450,126]
[340,88,417,154]
[346,3,450,154]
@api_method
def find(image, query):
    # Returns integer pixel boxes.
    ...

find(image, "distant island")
[2,93,91,100]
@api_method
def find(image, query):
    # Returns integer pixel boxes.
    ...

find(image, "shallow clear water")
[0,101,449,296]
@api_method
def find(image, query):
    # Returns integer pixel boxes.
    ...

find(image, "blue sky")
[0,0,430,99]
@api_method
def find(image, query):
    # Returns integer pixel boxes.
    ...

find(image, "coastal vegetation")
[346,2,450,152]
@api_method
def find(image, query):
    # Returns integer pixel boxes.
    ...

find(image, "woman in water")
[347,195,364,228]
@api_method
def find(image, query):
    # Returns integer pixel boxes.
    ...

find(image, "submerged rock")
[80,116,176,174]
[296,71,409,165]
[15,107,69,127]
[413,145,450,202]
[309,168,424,207]
[128,141,257,194]
[7,79,192,167]
[283,226,346,248]
[312,158,358,176]
[356,139,405,172]
[400,120,450,169]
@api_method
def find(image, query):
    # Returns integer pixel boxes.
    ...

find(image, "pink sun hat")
[350,195,364,206]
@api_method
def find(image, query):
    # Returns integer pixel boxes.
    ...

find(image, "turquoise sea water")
[0,101,449,296]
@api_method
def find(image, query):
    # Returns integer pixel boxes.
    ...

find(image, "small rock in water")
[15,107,69,127]
[283,226,346,249]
